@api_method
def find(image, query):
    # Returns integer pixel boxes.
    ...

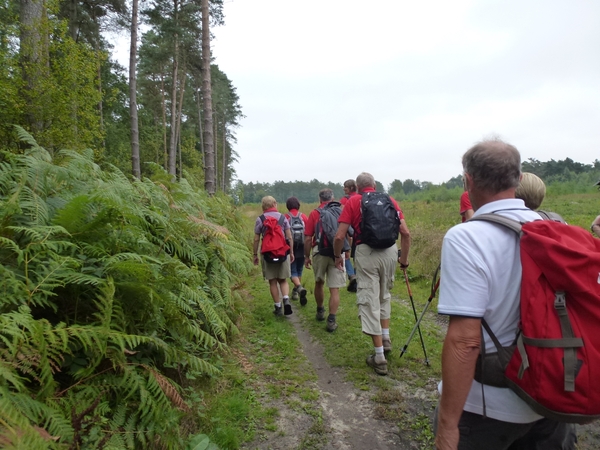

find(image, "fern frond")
[0,394,68,450]
[143,365,190,412]
[13,126,51,164]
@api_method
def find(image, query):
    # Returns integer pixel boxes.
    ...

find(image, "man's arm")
[285,228,295,263]
[592,215,600,237]
[435,316,481,450]
[398,220,410,267]
[333,222,350,270]
[462,209,474,221]
[252,233,261,266]
[304,235,313,268]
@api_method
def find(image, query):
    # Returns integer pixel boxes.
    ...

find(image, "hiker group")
[253,172,411,373]
[252,139,600,450]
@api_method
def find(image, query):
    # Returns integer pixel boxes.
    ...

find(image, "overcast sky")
[208,0,600,188]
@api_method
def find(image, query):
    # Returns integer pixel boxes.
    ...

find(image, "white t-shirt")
[437,198,543,423]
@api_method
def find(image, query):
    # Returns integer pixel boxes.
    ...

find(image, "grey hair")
[319,188,334,202]
[356,172,376,191]
[462,139,521,194]
[515,172,546,210]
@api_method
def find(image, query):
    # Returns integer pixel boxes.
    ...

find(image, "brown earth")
[240,298,600,450]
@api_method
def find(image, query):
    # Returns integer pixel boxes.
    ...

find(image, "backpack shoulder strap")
[276,213,285,228]
[260,214,285,230]
[469,213,523,234]
[537,210,566,224]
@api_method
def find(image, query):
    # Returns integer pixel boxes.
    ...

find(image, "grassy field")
[195,193,600,449]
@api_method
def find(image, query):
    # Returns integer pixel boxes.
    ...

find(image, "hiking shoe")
[316,308,326,321]
[284,300,293,316]
[291,286,299,300]
[347,278,357,293]
[326,319,338,332]
[382,337,392,353]
[273,305,283,317]
[299,287,308,306]
[366,354,388,376]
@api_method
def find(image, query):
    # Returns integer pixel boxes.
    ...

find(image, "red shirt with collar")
[338,187,404,245]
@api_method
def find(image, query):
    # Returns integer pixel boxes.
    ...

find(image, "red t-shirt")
[285,209,309,255]
[304,202,330,247]
[338,187,404,245]
[285,209,309,224]
[460,191,472,223]
[340,191,358,206]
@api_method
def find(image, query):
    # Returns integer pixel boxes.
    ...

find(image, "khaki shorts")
[313,253,346,288]
[262,255,292,280]
[354,244,397,335]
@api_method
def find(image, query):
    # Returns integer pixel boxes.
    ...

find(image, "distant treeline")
[234,158,600,204]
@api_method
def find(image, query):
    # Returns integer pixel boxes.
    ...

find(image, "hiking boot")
[273,305,283,317]
[326,319,338,332]
[299,287,308,306]
[366,354,388,376]
[347,278,357,293]
[291,286,299,300]
[316,307,326,321]
[382,337,392,353]
[283,299,293,316]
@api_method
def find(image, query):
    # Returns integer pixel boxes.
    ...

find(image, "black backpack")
[315,201,349,257]
[289,211,305,249]
[360,192,400,249]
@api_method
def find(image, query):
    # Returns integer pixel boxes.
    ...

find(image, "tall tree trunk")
[175,68,185,179]
[201,0,215,194]
[222,122,226,191]
[129,0,141,179]
[168,0,179,178]
[195,81,204,167]
[20,0,46,134]
[67,0,78,41]
[178,125,182,181]
[161,73,168,169]
[97,58,105,150]
[92,9,105,151]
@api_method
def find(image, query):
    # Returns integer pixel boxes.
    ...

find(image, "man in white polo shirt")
[434,139,576,449]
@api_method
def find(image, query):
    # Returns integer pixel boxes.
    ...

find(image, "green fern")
[0,131,251,447]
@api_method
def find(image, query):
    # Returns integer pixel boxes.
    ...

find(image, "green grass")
[194,265,323,449]
[197,193,600,449]
[293,262,443,384]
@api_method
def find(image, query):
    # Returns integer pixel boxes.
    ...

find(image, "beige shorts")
[354,244,397,335]
[262,255,292,280]
[313,253,346,288]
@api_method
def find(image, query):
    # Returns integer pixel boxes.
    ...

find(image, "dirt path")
[241,302,431,450]
[288,312,409,450]
[240,293,600,450]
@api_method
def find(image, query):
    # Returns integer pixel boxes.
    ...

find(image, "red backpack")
[259,214,289,264]
[474,214,600,424]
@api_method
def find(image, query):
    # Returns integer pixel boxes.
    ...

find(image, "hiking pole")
[399,264,441,364]
[401,268,429,365]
